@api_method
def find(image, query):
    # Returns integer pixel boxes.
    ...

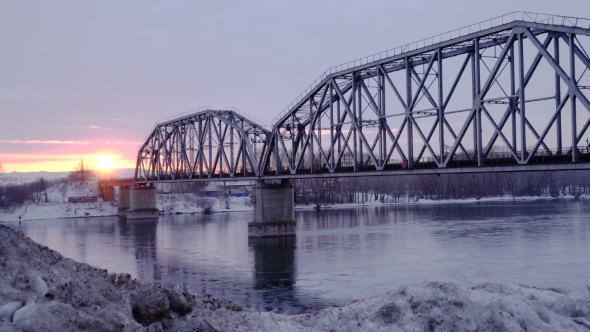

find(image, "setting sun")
[96,155,115,171]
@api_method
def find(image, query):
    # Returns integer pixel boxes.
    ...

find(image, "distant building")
[68,196,98,203]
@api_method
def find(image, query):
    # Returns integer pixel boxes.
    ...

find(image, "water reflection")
[120,218,159,282]
[250,237,296,289]
[249,237,296,312]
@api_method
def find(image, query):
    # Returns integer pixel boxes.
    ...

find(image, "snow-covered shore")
[294,194,589,211]
[0,201,118,222]
[2,194,586,222]
[2,177,588,222]
[1,225,590,331]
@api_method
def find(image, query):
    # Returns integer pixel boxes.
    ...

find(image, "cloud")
[86,125,112,130]
[76,125,113,130]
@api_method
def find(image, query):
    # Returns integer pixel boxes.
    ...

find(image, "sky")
[1,0,589,173]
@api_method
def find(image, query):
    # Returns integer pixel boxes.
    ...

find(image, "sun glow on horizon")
[0,143,137,173]
[96,155,115,171]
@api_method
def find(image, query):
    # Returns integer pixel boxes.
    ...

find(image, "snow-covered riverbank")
[1,192,587,222]
[1,224,589,331]
[294,194,589,211]
[1,178,587,222]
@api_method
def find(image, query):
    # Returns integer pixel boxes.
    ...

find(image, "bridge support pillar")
[118,186,130,216]
[248,180,296,237]
[103,185,115,202]
[127,185,159,220]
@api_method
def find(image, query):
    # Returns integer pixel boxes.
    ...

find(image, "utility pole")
[80,155,85,182]
[41,178,48,202]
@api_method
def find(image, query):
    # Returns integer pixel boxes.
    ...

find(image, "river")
[6,198,590,314]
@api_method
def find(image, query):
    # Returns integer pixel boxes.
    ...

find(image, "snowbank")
[0,201,118,222]
[1,225,589,331]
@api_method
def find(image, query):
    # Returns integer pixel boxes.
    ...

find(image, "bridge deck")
[135,151,590,183]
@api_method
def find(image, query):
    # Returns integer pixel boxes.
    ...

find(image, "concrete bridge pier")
[248,180,296,237]
[127,185,159,220]
[118,186,130,217]
[103,186,115,202]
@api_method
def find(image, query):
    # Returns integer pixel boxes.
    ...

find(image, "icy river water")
[8,199,590,314]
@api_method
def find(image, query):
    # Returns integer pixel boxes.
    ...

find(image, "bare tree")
[67,156,96,182]
[59,183,69,202]
[196,197,215,214]
[219,194,230,209]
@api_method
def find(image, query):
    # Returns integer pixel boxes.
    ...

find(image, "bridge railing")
[272,11,590,125]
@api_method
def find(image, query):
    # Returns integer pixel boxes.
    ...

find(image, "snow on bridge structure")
[133,12,590,236]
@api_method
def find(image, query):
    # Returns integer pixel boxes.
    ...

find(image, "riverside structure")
[132,12,590,236]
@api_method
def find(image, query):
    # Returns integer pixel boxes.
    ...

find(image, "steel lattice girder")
[261,19,590,177]
[135,109,271,181]
[136,13,590,183]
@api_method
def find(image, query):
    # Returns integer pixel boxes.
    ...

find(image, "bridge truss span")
[263,15,590,177]
[136,109,271,181]
[136,12,590,183]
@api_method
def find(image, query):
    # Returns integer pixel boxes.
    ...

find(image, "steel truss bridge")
[136,12,590,183]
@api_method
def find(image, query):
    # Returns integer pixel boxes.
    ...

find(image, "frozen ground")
[1,224,589,331]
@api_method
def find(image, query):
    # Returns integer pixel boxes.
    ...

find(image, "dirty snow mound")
[1,225,589,331]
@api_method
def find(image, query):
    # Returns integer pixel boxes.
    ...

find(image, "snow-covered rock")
[0,301,22,322]
[1,225,590,331]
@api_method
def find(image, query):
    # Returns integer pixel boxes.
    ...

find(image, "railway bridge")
[129,12,590,236]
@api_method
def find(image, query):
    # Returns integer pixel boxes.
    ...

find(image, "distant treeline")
[293,170,590,206]
[0,177,53,206]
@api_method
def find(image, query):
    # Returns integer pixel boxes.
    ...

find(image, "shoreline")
[294,194,588,211]
[1,194,587,223]
[1,224,589,331]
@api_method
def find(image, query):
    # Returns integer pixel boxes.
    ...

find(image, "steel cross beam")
[136,13,590,183]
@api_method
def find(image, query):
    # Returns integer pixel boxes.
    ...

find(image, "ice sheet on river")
[1,224,589,331]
